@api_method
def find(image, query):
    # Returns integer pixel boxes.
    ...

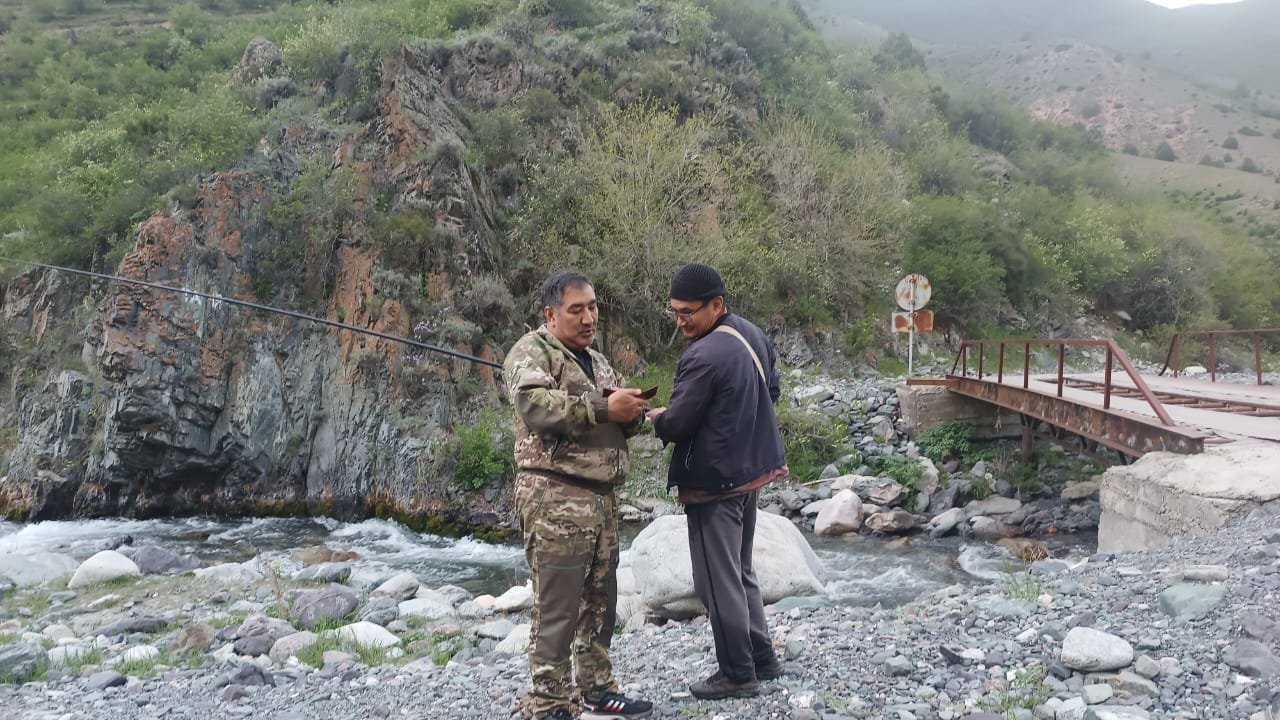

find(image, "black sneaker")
[580,691,654,719]
[689,670,759,700]
[755,657,784,681]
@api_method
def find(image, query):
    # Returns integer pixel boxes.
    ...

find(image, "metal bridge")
[908,330,1280,463]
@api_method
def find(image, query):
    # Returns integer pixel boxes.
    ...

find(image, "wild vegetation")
[3,0,1274,349]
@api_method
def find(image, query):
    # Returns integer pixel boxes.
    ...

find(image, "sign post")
[893,273,932,377]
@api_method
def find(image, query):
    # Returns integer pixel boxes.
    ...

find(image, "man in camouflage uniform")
[503,270,654,720]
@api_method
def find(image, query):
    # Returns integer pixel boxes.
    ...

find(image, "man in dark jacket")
[645,263,787,700]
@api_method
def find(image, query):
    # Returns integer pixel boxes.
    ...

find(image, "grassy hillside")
[0,0,1277,359]
[1115,153,1280,235]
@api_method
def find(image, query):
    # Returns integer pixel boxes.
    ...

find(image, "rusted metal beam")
[1159,328,1280,383]
[947,376,1208,458]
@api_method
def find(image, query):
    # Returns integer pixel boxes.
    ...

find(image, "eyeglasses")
[663,300,708,321]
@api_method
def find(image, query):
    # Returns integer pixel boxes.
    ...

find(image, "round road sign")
[895,273,931,311]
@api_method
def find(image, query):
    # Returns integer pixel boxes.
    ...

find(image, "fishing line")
[0,255,504,369]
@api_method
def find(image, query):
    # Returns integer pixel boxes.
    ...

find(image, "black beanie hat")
[670,263,727,301]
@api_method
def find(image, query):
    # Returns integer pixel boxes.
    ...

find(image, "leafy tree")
[902,195,1012,324]
[517,102,732,348]
[873,32,927,73]
[1222,136,1239,150]
[1154,142,1176,161]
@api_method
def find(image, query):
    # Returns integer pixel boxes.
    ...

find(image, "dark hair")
[540,270,593,309]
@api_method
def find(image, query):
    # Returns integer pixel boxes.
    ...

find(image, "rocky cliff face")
[0,41,519,533]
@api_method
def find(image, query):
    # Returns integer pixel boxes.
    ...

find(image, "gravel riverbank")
[2,512,1278,720]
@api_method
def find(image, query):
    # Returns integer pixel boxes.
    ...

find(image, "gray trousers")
[685,489,775,682]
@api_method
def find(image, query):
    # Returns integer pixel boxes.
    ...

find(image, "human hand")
[606,387,647,423]
[645,407,666,422]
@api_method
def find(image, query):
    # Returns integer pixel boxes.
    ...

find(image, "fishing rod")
[0,255,504,369]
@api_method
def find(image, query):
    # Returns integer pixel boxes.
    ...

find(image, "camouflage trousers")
[514,472,620,719]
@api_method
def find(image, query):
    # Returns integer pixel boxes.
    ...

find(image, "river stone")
[372,572,420,601]
[1061,627,1134,672]
[292,562,352,583]
[97,614,170,636]
[0,552,78,587]
[801,498,832,517]
[234,634,273,657]
[41,623,74,642]
[338,621,399,649]
[1179,564,1229,582]
[359,596,399,626]
[970,516,1021,539]
[115,644,159,665]
[67,550,140,589]
[632,513,826,613]
[868,415,895,443]
[1222,638,1280,677]
[86,670,126,690]
[220,663,275,688]
[474,619,515,640]
[1240,610,1280,642]
[292,586,358,629]
[236,614,297,644]
[1085,707,1150,720]
[494,624,531,655]
[494,585,534,612]
[864,509,915,533]
[269,631,319,662]
[194,560,264,584]
[129,543,186,571]
[400,596,454,621]
[927,507,966,537]
[170,623,215,655]
[1082,684,1113,704]
[814,489,862,536]
[1158,583,1227,620]
[1133,654,1161,679]
[964,496,1022,518]
[47,644,91,668]
[1108,671,1158,698]
[1061,480,1100,500]
[429,584,473,607]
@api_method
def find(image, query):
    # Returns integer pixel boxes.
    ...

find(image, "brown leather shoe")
[689,670,759,700]
[755,657,784,681]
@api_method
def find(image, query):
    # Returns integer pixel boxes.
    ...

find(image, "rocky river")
[0,503,1277,720]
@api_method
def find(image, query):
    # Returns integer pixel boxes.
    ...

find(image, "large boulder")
[630,512,826,616]
[0,552,78,587]
[814,490,862,536]
[67,550,140,589]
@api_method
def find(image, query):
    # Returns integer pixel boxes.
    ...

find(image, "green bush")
[777,408,847,482]
[874,455,923,487]
[1222,136,1239,149]
[448,409,514,490]
[1241,157,1261,173]
[917,419,972,461]
[1154,142,1176,162]
[1238,126,1262,136]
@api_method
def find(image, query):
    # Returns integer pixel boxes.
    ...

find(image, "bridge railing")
[1159,328,1280,384]
[949,338,1175,426]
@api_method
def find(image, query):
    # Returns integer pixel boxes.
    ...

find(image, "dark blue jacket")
[653,313,786,493]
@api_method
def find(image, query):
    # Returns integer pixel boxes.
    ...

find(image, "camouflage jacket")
[503,326,643,488]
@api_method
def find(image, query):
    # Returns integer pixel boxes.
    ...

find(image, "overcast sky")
[1146,0,1243,7]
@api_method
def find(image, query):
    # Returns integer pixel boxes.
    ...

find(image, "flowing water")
[0,516,1090,606]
